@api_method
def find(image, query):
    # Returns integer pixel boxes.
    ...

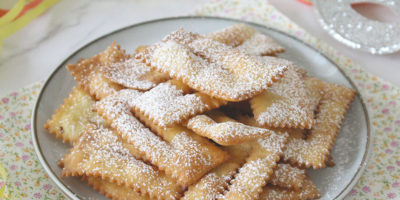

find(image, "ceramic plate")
[32,16,371,200]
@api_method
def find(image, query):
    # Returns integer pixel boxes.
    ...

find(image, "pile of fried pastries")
[44,23,355,200]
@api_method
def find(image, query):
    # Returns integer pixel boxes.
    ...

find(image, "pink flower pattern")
[382,109,390,115]
[385,149,393,154]
[22,155,29,161]
[362,186,371,193]
[34,193,42,198]
[388,193,396,199]
[0,83,64,199]
[1,98,9,104]
[43,184,52,190]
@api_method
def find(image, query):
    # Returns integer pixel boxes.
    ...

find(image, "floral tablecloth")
[1,0,399,199]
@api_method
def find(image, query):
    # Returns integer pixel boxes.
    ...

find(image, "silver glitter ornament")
[313,0,400,54]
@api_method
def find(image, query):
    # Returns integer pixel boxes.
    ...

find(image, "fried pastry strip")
[207,23,285,55]
[61,124,182,200]
[94,90,176,178]
[44,87,106,144]
[250,63,316,129]
[181,164,236,200]
[95,89,226,187]
[67,42,168,100]
[270,164,306,191]
[137,28,288,101]
[283,78,355,169]
[130,80,226,128]
[100,57,169,91]
[259,176,320,200]
[183,143,252,200]
[187,111,276,145]
[222,133,288,200]
[133,105,229,186]
[83,176,152,200]
[66,42,126,99]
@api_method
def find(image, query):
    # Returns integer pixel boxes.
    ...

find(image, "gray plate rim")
[31,16,371,200]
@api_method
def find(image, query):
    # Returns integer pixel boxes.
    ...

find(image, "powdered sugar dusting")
[66,43,126,100]
[171,132,215,177]
[308,101,360,199]
[207,23,285,56]
[251,61,314,129]
[62,124,181,200]
[260,177,320,200]
[137,29,288,101]
[130,82,209,127]
[207,23,256,47]
[96,89,227,186]
[223,132,287,199]
[101,58,158,90]
[283,78,355,169]
[256,132,288,154]
[95,90,174,169]
[270,163,306,190]
[182,172,234,200]
[237,32,285,56]
[187,112,277,145]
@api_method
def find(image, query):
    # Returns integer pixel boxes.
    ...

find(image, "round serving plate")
[32,16,371,200]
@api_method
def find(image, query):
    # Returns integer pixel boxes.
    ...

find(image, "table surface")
[0,0,399,96]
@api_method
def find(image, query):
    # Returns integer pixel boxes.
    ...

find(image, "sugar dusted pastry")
[187,110,277,146]
[83,176,152,200]
[222,132,288,200]
[129,80,226,128]
[43,24,357,200]
[250,60,316,129]
[183,142,252,200]
[61,124,182,200]
[95,89,227,187]
[137,29,288,101]
[270,164,306,191]
[207,23,285,56]
[44,87,106,144]
[67,42,167,100]
[283,78,355,169]
[100,57,168,91]
[260,176,320,200]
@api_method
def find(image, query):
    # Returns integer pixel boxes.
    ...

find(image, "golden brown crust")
[45,25,356,200]
[95,90,227,187]
[67,42,169,100]
[283,78,355,169]
[66,42,125,100]
[187,111,277,146]
[221,133,288,200]
[269,164,306,191]
[133,106,229,187]
[207,23,285,56]
[182,142,253,200]
[250,65,315,129]
[61,124,182,200]
[260,176,320,200]
[136,29,288,101]
[44,86,106,144]
[83,176,152,200]
[130,80,227,128]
